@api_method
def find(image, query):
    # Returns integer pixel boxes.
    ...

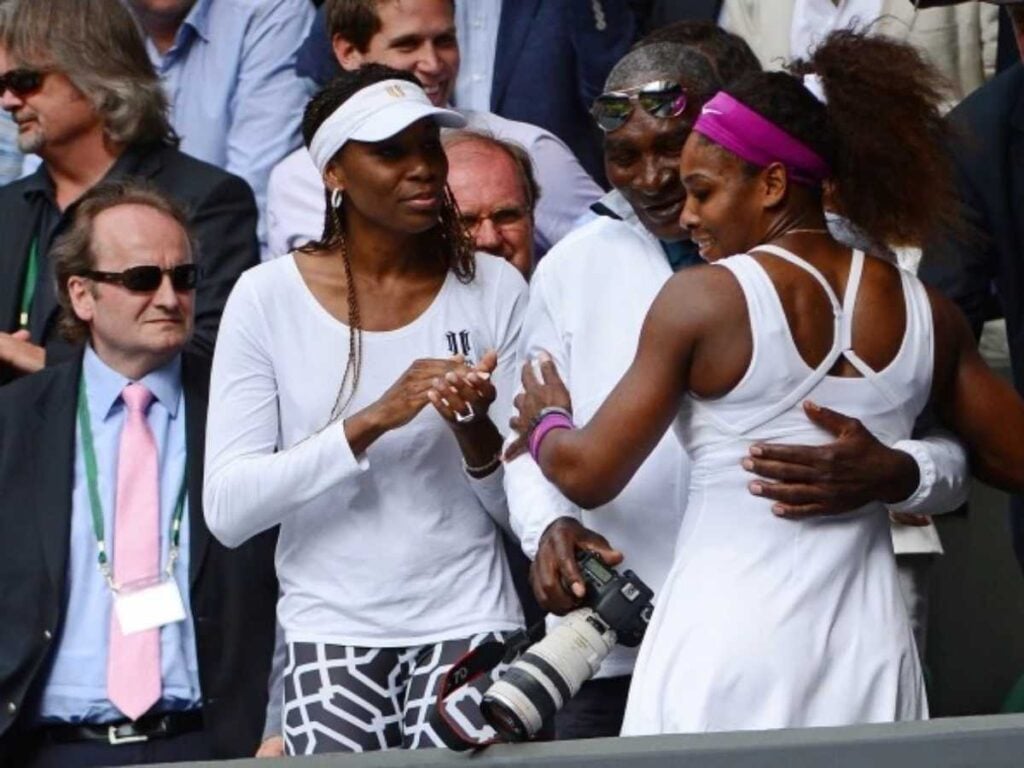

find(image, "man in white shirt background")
[265,0,603,259]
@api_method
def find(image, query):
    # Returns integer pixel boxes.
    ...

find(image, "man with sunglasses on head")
[504,31,970,740]
[0,180,278,767]
[0,0,259,387]
[265,0,603,259]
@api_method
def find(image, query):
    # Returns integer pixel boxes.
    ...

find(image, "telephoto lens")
[481,608,618,741]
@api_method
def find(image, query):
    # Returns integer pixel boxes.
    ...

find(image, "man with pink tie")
[0,181,277,766]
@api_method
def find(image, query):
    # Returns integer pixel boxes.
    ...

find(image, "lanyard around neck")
[18,237,39,330]
[76,375,187,590]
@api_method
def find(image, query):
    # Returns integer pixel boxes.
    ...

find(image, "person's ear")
[324,161,346,194]
[67,275,96,325]
[332,34,365,71]
[762,162,789,209]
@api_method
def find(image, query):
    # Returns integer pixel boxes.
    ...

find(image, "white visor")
[308,78,466,174]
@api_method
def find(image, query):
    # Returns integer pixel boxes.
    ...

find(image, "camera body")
[575,550,654,647]
[480,551,655,741]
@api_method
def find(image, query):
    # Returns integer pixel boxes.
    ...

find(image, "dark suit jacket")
[0,143,259,385]
[490,0,637,185]
[0,353,278,759]
[918,62,1024,571]
[628,0,724,34]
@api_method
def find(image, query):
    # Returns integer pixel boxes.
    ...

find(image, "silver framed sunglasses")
[590,80,689,133]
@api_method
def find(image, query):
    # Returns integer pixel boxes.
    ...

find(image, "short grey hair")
[605,41,721,100]
[0,0,177,147]
[442,129,541,215]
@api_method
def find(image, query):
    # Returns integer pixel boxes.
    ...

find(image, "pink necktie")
[107,382,161,721]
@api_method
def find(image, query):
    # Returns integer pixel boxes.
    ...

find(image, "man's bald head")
[444,131,538,278]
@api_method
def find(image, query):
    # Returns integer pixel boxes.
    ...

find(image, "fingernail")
[433,378,442,388]
[476,371,491,380]
[805,400,820,411]
[750,482,763,495]
[445,371,457,383]
[772,504,786,516]
[741,458,754,471]
[750,445,763,456]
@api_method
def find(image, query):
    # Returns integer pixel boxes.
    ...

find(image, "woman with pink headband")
[513,30,1024,734]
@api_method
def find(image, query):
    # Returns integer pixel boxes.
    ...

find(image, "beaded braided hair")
[298,64,475,422]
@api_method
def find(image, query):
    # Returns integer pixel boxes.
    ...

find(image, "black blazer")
[919,63,1024,571]
[490,0,639,186]
[919,63,1024,389]
[0,143,259,384]
[629,0,724,34]
[0,353,278,759]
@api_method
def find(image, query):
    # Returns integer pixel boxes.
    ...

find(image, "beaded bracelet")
[528,411,574,462]
[463,452,502,478]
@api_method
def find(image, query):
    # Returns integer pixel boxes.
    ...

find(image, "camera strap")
[429,620,546,751]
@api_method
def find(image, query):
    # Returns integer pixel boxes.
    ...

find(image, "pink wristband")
[529,413,574,462]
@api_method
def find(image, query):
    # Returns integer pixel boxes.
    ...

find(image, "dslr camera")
[480,551,655,741]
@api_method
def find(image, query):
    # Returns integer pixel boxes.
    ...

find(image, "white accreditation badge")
[113,576,187,635]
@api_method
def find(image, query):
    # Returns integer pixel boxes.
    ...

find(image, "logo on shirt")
[385,84,406,98]
[445,330,473,361]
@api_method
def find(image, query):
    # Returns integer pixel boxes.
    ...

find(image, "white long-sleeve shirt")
[265,109,603,259]
[505,191,969,679]
[204,253,525,646]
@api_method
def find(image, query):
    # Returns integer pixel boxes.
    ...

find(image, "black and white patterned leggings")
[283,631,512,755]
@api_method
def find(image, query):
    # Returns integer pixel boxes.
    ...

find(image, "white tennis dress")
[621,245,929,735]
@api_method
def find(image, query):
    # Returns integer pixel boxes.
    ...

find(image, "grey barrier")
[151,714,1024,768]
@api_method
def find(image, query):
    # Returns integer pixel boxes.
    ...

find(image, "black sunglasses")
[591,80,689,133]
[80,264,198,292]
[0,68,44,97]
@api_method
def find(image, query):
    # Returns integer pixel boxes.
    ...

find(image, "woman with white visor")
[203,64,527,755]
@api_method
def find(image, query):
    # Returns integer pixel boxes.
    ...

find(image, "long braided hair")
[298,64,475,422]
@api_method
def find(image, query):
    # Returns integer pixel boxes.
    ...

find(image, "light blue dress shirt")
[37,348,200,723]
[141,0,315,253]
[453,0,502,112]
[0,111,23,186]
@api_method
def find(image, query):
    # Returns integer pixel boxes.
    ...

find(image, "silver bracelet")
[463,452,502,478]
[529,405,574,435]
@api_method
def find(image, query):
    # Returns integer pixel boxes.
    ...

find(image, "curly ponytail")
[725,29,957,248]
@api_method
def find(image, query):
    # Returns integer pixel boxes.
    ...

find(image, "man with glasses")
[0,0,258,386]
[444,130,538,279]
[0,181,277,766]
[505,34,970,740]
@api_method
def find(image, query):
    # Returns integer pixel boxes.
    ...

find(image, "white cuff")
[465,464,512,535]
[887,439,936,514]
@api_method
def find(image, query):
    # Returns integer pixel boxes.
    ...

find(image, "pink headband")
[693,91,831,187]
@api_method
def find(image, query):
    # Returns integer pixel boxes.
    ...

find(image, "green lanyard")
[18,237,39,330]
[76,376,188,591]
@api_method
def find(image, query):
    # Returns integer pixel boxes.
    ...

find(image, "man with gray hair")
[444,130,539,279]
[0,0,259,386]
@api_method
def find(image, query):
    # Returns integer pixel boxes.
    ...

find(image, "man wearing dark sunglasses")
[0,180,278,767]
[0,0,259,387]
